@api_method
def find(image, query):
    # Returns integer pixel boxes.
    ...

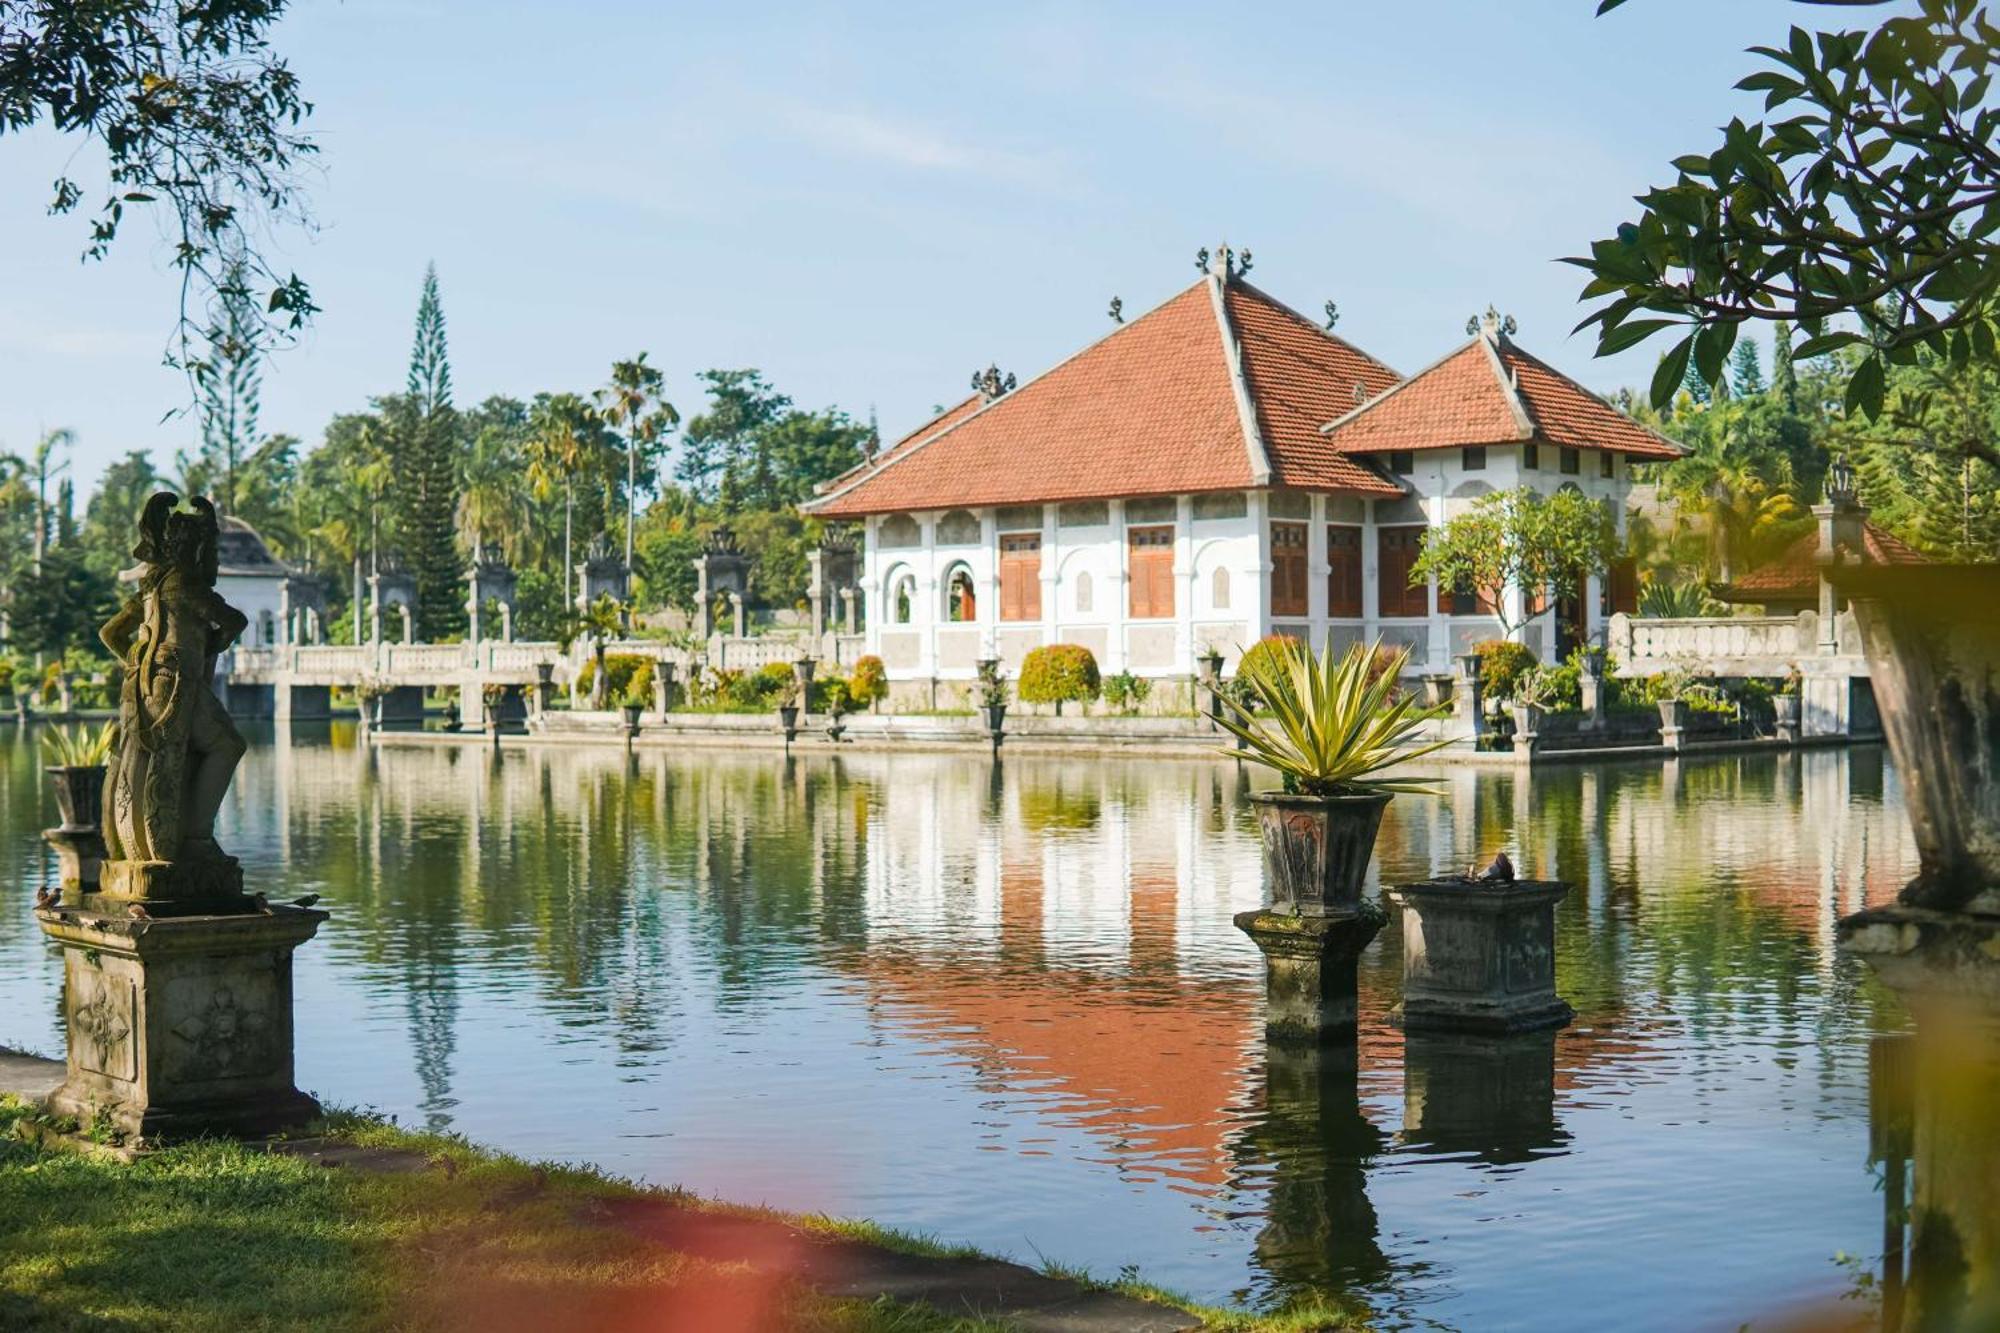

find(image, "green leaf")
[1792,331,1866,359]
[1844,355,1885,418]
[1597,318,1681,355]
[1650,335,1694,409]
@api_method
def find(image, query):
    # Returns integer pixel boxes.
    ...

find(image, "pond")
[0,727,1916,1330]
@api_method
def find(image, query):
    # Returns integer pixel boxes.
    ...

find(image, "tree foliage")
[1575,0,2000,445]
[1410,486,1617,636]
[0,0,318,365]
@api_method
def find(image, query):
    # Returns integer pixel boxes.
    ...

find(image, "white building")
[802,253,1677,704]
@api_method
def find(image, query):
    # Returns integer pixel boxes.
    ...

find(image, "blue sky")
[4,1,1839,491]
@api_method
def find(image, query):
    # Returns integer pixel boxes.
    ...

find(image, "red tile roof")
[1715,521,1926,602]
[804,278,1405,518]
[1319,335,1683,461]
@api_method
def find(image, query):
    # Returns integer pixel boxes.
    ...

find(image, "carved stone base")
[33,903,327,1143]
[95,849,246,914]
[41,826,106,898]
[1385,878,1574,1034]
[1235,909,1385,1046]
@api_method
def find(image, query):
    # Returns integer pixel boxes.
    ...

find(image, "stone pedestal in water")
[1384,877,1573,1034]
[36,904,328,1140]
[1234,909,1384,1045]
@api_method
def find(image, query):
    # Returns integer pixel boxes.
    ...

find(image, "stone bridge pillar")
[467,544,518,646]
[807,533,860,646]
[368,566,415,647]
[693,527,752,640]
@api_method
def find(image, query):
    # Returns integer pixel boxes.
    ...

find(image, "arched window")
[889,569,916,624]
[1211,566,1231,611]
[1074,570,1093,613]
[945,565,977,622]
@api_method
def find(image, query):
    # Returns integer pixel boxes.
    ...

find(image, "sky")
[2,1,1850,494]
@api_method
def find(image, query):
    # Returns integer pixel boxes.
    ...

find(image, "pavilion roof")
[803,275,1405,518]
[1712,520,1925,603]
[1318,331,1684,461]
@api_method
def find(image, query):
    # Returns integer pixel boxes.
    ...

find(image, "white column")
[980,507,1000,658]
[1040,504,1059,649]
[1174,494,1195,673]
[1105,499,1128,672]
[1247,489,1272,642]
[918,513,939,680]
[1361,499,1381,636]
[1307,493,1329,648]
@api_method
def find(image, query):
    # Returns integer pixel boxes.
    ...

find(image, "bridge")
[225,633,867,725]
[1606,609,1876,739]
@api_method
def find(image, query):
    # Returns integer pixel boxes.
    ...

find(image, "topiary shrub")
[1018,643,1101,714]
[849,655,888,712]
[575,653,655,704]
[1236,634,1302,691]
[1473,640,1538,701]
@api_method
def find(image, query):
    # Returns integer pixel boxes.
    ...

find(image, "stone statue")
[98,493,250,905]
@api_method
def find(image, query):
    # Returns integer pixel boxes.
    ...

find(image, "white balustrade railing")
[384,643,473,675]
[1608,611,1822,675]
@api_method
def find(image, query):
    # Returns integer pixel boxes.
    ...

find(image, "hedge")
[1018,644,1101,706]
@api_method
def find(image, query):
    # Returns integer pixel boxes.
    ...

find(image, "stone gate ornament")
[98,492,252,908]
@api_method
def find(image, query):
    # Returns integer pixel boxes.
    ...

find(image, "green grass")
[0,1099,1366,1332]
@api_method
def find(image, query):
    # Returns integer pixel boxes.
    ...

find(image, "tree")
[1,0,318,365]
[1730,341,1764,398]
[595,353,678,579]
[758,409,872,506]
[81,450,163,576]
[682,370,789,509]
[1845,356,2000,561]
[192,261,262,514]
[25,429,70,572]
[525,393,603,616]
[11,546,114,665]
[1575,1,2000,448]
[457,406,531,559]
[1410,487,1617,638]
[390,266,463,638]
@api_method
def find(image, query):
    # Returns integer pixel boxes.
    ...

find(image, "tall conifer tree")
[394,263,464,637]
[196,264,264,515]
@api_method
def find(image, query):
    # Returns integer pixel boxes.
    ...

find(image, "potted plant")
[482,683,513,739]
[355,676,388,730]
[850,655,888,715]
[41,721,116,831]
[820,678,853,743]
[1510,667,1553,754]
[1774,664,1802,738]
[978,668,1008,747]
[619,685,646,736]
[1218,639,1449,917]
[775,675,801,741]
[1653,667,1693,736]
[654,659,678,716]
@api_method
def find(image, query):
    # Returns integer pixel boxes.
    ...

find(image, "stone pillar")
[397,605,413,645]
[1384,878,1573,1033]
[1233,910,1385,1046]
[729,592,746,639]
[840,587,857,636]
[35,905,328,1140]
[1455,651,1484,740]
[499,603,514,643]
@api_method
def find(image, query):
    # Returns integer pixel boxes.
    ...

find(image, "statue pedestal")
[1385,878,1573,1033]
[1234,909,1384,1046]
[34,903,327,1142]
[1841,905,2000,1327]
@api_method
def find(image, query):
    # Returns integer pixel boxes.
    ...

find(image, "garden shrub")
[1474,640,1537,701]
[1236,635,1301,690]
[576,653,655,702]
[1101,670,1152,713]
[849,655,888,710]
[811,677,852,715]
[1018,644,1101,708]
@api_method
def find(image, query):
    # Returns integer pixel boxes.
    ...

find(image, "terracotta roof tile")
[805,279,1404,518]
[1717,521,1926,601]
[1320,336,1681,461]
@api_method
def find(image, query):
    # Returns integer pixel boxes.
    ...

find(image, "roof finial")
[1210,240,1251,284]
[1194,246,1211,274]
[864,404,880,460]
[970,363,1017,402]
[1466,305,1518,342]
[1324,300,1340,331]
[1108,295,1124,324]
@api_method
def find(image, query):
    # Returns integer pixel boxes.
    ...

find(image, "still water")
[0,727,1916,1330]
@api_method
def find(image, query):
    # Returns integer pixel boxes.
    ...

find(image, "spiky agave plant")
[1218,639,1450,796]
[40,721,118,768]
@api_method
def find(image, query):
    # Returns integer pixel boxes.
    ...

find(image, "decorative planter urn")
[1773,692,1801,744]
[621,703,644,737]
[654,661,677,717]
[1657,698,1689,751]
[1385,876,1574,1034]
[43,764,108,896]
[777,703,800,743]
[1421,673,1454,710]
[985,702,1007,749]
[1509,703,1543,756]
[1250,791,1390,918]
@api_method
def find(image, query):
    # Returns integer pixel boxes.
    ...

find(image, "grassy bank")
[0,1099,1364,1332]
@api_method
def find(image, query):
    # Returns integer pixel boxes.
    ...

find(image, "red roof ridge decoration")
[1714,520,1926,602]
[1319,328,1684,462]
[803,275,1407,518]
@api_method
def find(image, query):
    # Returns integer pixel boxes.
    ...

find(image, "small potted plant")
[355,675,388,730]
[775,675,802,742]
[978,668,1009,747]
[1774,664,1803,740]
[820,678,853,743]
[1653,666,1694,736]
[41,721,116,831]
[1219,639,1449,917]
[1510,667,1553,754]
[483,683,512,740]
[620,684,647,736]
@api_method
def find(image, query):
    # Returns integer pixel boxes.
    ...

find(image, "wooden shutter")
[1127,526,1175,619]
[1327,525,1362,617]
[1000,534,1041,621]
[1607,556,1638,615]
[1270,522,1308,617]
[1377,525,1429,618]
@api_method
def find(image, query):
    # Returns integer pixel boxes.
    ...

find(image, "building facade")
[802,256,1678,700]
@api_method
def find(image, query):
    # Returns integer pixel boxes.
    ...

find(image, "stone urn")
[1773,691,1801,743]
[1249,791,1390,918]
[622,702,644,736]
[43,764,108,896]
[777,703,799,743]
[1509,702,1542,754]
[654,661,678,716]
[1421,674,1454,709]
[1385,876,1574,1033]
[985,701,1007,746]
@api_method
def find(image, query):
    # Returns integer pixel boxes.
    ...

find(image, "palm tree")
[595,353,678,581]
[525,394,597,616]
[29,429,72,573]
[456,425,528,558]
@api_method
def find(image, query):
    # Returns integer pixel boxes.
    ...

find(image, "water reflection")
[0,727,1921,1330]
